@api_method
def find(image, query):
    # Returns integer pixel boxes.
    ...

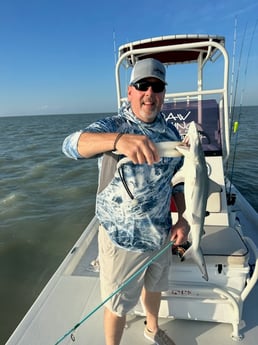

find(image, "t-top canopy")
[118,34,225,66]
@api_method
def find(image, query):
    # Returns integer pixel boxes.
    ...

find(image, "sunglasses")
[131,81,165,93]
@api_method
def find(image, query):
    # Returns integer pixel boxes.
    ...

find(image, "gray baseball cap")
[130,58,166,84]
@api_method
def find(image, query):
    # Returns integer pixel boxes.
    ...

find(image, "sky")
[0,0,257,116]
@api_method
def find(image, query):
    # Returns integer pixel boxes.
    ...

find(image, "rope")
[54,240,174,345]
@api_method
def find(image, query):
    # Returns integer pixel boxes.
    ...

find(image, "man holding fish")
[63,58,193,345]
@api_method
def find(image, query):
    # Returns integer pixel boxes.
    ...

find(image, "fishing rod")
[226,17,245,200]
[229,20,247,142]
[229,16,238,116]
[53,240,174,345]
[228,19,258,198]
[239,19,257,107]
[113,29,117,67]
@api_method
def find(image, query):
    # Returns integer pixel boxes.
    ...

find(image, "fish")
[113,124,210,281]
[115,140,183,169]
[173,121,209,281]
[114,141,183,203]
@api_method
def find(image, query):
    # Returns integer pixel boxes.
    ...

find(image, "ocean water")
[0,107,258,343]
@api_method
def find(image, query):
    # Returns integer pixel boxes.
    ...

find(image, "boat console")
[116,35,258,341]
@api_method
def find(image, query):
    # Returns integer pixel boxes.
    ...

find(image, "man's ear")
[127,85,133,100]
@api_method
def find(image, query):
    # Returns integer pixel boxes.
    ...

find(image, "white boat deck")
[6,209,258,345]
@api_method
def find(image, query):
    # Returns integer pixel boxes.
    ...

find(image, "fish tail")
[182,246,209,281]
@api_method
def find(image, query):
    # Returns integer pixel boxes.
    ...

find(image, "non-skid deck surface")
[7,261,258,345]
[74,282,258,345]
[7,215,258,345]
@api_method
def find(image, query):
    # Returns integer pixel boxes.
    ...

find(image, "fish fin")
[171,167,184,186]
[176,145,190,157]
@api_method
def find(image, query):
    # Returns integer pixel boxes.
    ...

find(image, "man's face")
[128,78,165,123]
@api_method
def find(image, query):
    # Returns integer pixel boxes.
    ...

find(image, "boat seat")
[172,225,249,267]
[205,156,224,213]
[201,225,249,265]
[162,99,222,157]
[206,189,221,212]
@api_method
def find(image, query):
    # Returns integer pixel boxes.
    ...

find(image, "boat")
[6,34,258,345]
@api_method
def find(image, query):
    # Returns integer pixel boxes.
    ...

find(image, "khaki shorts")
[98,225,171,316]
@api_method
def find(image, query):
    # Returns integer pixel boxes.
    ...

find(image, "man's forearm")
[77,132,118,158]
[173,192,186,218]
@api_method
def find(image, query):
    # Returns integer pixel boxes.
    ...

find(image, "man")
[62,58,189,345]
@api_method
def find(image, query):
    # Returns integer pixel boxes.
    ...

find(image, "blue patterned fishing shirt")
[62,103,184,252]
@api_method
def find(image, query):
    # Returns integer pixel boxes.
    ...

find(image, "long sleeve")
[62,131,83,159]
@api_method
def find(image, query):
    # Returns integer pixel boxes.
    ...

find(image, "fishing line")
[226,18,246,180]
[229,21,247,142]
[228,20,258,197]
[53,240,174,345]
[239,19,258,108]
[227,19,247,198]
[229,16,238,116]
[113,30,117,66]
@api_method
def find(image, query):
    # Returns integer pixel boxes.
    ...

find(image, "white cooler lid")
[201,226,249,265]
